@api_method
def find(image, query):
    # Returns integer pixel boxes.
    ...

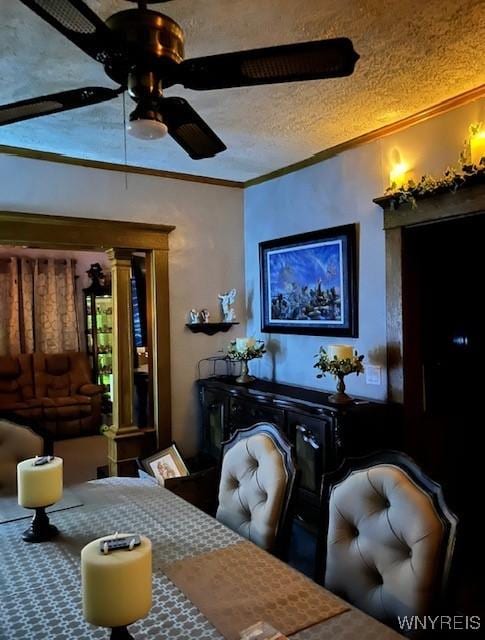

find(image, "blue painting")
[259,225,357,336]
[267,240,344,324]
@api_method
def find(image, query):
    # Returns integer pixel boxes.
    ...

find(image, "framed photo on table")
[259,224,358,337]
[141,444,189,486]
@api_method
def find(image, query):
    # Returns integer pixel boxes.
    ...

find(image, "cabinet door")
[200,388,227,460]
[288,413,331,494]
[287,411,334,524]
[228,396,285,434]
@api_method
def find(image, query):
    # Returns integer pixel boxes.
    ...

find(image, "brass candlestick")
[236,359,255,384]
[328,373,353,404]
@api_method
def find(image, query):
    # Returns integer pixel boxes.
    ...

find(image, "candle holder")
[111,626,134,640]
[226,339,266,384]
[236,359,254,384]
[314,346,365,404]
[328,372,353,404]
[17,455,63,543]
[22,506,59,543]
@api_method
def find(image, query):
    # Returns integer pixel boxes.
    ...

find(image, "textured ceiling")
[0,0,484,182]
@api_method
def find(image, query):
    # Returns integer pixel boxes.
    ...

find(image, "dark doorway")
[402,212,485,616]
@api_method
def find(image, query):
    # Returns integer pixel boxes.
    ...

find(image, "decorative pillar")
[145,248,172,449]
[105,248,143,476]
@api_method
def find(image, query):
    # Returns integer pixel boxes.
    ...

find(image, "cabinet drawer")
[228,397,285,433]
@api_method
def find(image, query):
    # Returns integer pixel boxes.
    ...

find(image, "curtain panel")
[0,258,80,356]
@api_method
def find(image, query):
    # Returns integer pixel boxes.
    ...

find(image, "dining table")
[0,477,404,639]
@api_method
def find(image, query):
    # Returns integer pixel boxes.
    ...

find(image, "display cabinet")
[83,265,113,409]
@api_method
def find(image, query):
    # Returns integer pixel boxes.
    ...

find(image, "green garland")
[383,124,485,209]
[313,347,364,378]
[227,340,266,362]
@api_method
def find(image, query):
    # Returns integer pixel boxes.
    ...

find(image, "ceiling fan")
[0,0,360,160]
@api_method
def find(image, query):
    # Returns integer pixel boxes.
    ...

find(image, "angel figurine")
[188,309,199,324]
[218,289,237,322]
[199,309,210,323]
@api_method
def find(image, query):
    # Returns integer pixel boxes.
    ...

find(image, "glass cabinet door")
[94,294,113,404]
[83,286,113,419]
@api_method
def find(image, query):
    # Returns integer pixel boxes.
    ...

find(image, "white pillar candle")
[236,337,255,351]
[17,457,63,508]
[81,534,152,628]
[327,345,353,361]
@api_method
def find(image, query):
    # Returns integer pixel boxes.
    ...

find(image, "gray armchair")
[318,451,458,630]
[216,422,296,553]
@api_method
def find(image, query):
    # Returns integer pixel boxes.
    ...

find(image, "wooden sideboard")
[198,376,402,526]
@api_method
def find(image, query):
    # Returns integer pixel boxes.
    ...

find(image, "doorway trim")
[0,209,175,451]
[374,183,485,404]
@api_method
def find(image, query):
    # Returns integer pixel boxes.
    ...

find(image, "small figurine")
[199,309,210,323]
[218,288,237,322]
[188,309,199,324]
[86,263,105,287]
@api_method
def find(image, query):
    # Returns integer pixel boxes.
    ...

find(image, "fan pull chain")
[122,91,128,190]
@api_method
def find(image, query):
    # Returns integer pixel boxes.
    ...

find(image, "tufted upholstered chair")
[216,422,296,552]
[319,451,457,630]
[0,418,43,496]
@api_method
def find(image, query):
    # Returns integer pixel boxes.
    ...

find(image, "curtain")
[0,257,80,356]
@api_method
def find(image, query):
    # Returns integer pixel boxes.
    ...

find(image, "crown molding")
[2,84,484,190]
[0,144,244,189]
[244,83,485,188]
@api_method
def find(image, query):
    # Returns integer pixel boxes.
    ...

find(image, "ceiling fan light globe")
[127,118,168,140]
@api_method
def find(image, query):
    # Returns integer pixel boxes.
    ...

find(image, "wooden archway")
[0,210,175,474]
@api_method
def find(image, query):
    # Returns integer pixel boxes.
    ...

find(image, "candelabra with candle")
[17,455,63,542]
[314,345,364,403]
[81,533,152,640]
[227,337,266,383]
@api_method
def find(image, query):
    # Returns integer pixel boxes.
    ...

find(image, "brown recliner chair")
[0,354,42,420]
[33,352,104,439]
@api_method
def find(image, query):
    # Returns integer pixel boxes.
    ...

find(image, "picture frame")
[141,443,189,486]
[259,223,358,337]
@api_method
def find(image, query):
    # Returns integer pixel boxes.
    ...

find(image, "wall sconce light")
[470,124,485,166]
[389,162,410,189]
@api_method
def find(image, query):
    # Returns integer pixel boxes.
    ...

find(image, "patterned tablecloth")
[0,478,403,640]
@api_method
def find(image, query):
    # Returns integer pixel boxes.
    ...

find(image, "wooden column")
[105,248,143,476]
[146,248,172,449]
[385,227,404,404]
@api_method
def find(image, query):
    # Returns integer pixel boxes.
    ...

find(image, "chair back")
[33,352,91,398]
[0,354,35,404]
[216,422,295,552]
[0,418,43,495]
[319,451,457,627]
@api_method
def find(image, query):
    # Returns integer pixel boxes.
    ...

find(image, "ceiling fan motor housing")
[105,8,185,95]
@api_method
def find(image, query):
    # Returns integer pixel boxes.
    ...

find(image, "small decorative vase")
[236,359,255,384]
[328,373,353,404]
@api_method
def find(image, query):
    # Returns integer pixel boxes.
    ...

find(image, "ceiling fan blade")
[19,0,119,62]
[160,97,226,160]
[0,87,122,127]
[171,38,359,91]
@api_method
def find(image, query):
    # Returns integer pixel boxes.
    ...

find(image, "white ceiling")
[0,0,484,182]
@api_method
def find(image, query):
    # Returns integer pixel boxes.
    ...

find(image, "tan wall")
[0,159,245,456]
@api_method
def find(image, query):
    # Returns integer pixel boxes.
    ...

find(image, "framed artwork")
[141,444,189,486]
[259,224,358,337]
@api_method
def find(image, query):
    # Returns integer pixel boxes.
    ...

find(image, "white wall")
[244,97,485,401]
[0,156,245,456]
